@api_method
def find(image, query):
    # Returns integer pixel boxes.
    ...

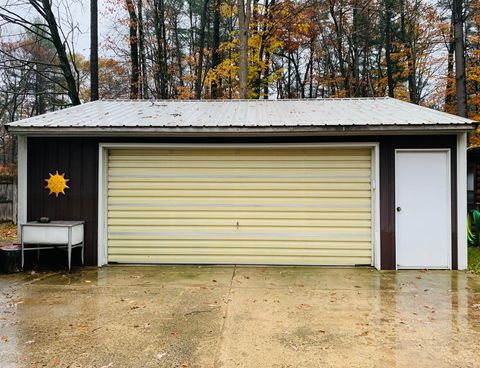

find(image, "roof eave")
[7,123,476,136]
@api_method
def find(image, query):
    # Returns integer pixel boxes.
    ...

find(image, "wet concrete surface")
[1,266,480,367]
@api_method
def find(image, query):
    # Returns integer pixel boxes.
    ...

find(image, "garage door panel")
[108,210,372,220]
[108,218,371,228]
[109,148,371,159]
[108,254,371,265]
[108,181,372,190]
[109,176,371,184]
[108,227,371,238]
[108,169,371,182]
[108,231,372,242]
[108,196,370,206]
[108,240,372,249]
[108,189,372,199]
[107,147,373,266]
[108,161,371,169]
[108,247,371,257]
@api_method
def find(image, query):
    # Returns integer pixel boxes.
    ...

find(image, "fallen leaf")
[1,335,8,342]
[296,303,312,310]
[130,304,146,310]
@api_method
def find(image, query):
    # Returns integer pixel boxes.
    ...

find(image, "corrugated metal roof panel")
[7,98,476,132]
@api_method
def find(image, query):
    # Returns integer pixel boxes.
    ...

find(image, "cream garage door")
[107,147,373,265]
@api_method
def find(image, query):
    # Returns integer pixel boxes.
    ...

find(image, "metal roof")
[7,97,476,135]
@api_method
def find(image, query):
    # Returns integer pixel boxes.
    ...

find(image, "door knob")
[396,207,402,212]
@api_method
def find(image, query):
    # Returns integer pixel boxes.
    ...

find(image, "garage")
[106,146,373,265]
[8,98,475,270]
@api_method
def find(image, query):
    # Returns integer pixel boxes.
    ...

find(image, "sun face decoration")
[45,171,70,197]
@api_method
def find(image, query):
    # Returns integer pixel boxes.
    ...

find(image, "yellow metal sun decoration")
[45,171,70,197]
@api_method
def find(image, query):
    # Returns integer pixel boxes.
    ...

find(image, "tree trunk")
[445,11,456,113]
[195,0,210,99]
[384,0,394,97]
[351,1,360,97]
[238,0,251,99]
[159,0,168,98]
[153,0,167,98]
[453,0,468,117]
[262,0,274,99]
[125,0,139,99]
[35,65,46,114]
[329,0,349,96]
[309,37,314,98]
[138,0,148,98]
[211,0,221,98]
[400,0,419,104]
[174,15,184,90]
[90,0,99,101]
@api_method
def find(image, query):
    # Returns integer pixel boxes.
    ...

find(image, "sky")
[73,0,111,57]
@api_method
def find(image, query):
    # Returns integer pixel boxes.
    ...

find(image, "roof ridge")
[99,97,389,103]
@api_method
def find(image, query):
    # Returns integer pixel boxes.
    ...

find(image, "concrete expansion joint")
[213,265,237,368]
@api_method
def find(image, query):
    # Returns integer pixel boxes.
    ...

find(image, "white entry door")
[395,150,451,269]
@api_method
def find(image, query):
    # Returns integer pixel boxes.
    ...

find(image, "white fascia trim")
[17,135,27,239]
[97,142,381,269]
[457,132,468,270]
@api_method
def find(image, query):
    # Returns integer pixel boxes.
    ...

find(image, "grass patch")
[468,247,480,273]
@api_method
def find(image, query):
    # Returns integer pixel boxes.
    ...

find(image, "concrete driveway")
[1,266,480,368]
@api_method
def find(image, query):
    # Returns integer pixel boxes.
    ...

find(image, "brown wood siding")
[27,138,99,266]
[27,135,458,269]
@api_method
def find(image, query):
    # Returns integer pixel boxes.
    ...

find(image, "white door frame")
[394,148,452,270]
[97,142,381,268]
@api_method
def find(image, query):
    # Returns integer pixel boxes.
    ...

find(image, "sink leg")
[81,242,84,267]
[67,244,72,273]
[67,227,72,273]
